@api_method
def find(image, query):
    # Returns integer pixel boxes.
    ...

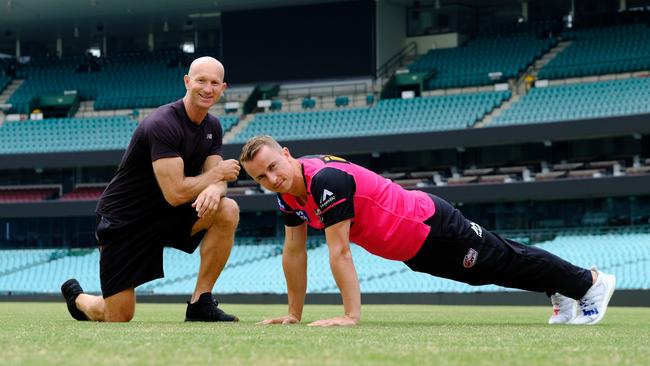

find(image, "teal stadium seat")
[270,99,282,111]
[409,30,556,90]
[538,23,650,79]
[232,91,511,142]
[1,230,648,294]
[8,49,217,114]
[490,77,650,126]
[301,98,316,109]
[0,114,236,154]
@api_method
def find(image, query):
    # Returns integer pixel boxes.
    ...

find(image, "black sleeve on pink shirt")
[277,194,304,227]
[310,167,356,228]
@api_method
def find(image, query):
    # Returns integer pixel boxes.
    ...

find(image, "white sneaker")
[548,293,577,324]
[568,267,616,325]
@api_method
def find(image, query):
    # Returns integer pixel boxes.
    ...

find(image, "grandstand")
[538,23,650,79]
[491,77,650,126]
[1,227,649,295]
[1,0,649,312]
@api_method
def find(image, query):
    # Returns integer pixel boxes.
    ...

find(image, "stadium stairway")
[474,94,521,127]
[223,113,256,144]
[529,41,573,79]
[0,79,23,105]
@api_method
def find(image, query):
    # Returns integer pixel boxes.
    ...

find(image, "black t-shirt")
[96,99,223,222]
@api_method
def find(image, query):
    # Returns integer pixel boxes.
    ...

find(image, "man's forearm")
[170,170,225,205]
[283,250,307,320]
[329,250,361,320]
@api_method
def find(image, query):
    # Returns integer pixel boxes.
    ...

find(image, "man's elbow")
[163,191,186,207]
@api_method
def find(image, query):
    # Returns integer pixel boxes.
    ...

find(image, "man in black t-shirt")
[61,57,241,322]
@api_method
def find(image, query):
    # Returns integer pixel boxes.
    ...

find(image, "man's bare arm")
[308,219,360,327]
[258,222,308,324]
[152,155,239,207]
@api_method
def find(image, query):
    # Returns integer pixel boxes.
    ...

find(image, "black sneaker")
[185,292,239,322]
[60,279,89,321]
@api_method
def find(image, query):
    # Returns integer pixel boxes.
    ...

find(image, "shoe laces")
[578,283,602,314]
[578,297,596,312]
[550,293,562,308]
[206,299,224,317]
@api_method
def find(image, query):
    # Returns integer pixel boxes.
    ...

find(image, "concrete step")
[475,94,520,128]
[223,113,255,144]
[0,79,24,104]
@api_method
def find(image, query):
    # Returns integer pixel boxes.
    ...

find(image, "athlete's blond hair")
[239,135,283,162]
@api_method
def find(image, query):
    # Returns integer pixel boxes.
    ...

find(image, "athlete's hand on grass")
[256,314,300,325]
[307,315,358,327]
[192,184,224,218]
[215,159,240,182]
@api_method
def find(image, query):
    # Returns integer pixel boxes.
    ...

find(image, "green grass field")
[1,302,649,365]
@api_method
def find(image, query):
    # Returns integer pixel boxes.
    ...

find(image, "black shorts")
[96,203,206,298]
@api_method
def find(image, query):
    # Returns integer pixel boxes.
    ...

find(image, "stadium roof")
[0,0,355,40]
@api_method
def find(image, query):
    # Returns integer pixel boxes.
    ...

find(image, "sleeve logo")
[320,189,336,208]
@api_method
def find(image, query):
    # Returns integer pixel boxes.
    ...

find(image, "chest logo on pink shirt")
[295,210,310,222]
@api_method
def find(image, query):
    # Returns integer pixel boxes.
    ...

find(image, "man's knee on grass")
[103,289,136,322]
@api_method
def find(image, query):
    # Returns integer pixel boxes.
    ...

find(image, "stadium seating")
[409,33,556,89]
[219,115,240,133]
[0,114,236,154]
[0,116,137,154]
[231,91,511,142]
[0,249,99,293]
[490,77,650,126]
[0,74,11,93]
[60,186,106,201]
[8,49,219,114]
[0,186,60,202]
[0,249,59,275]
[1,230,648,295]
[538,23,650,80]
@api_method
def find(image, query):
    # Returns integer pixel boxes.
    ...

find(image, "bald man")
[61,57,241,322]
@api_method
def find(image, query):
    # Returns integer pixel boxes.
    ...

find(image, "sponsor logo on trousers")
[463,248,479,268]
[470,222,482,237]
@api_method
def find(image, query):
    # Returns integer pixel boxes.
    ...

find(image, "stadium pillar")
[103,35,107,58]
[148,32,155,52]
[521,0,528,21]
[15,39,20,58]
[619,0,626,11]
[56,37,63,59]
